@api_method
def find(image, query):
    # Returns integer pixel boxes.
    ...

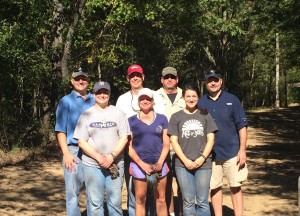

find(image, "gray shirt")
[74,105,130,168]
[168,109,218,168]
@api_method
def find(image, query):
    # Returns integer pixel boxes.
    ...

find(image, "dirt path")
[0,108,299,216]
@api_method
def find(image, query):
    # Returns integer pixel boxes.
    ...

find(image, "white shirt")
[116,89,166,118]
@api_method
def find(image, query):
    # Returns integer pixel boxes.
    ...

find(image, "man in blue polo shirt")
[55,68,95,216]
[199,69,248,216]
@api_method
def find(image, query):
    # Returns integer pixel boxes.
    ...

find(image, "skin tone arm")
[78,135,128,169]
[152,129,170,172]
[57,132,77,173]
[237,127,247,166]
[193,132,215,168]
[128,133,153,175]
[170,135,194,170]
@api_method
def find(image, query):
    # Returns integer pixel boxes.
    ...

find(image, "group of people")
[55,65,249,216]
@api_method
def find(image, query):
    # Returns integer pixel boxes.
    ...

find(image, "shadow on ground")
[0,107,299,216]
[246,107,299,216]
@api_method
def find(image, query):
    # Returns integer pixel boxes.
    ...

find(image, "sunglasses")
[95,89,110,95]
[163,74,177,80]
[74,76,88,81]
[128,72,143,79]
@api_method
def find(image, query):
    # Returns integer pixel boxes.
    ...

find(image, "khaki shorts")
[210,156,248,189]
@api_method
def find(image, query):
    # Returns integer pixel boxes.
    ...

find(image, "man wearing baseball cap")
[116,64,166,216]
[199,69,248,216]
[74,81,130,215]
[157,66,185,216]
[55,68,95,216]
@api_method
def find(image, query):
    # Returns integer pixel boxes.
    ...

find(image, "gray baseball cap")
[93,81,111,93]
[71,68,88,78]
[162,67,177,77]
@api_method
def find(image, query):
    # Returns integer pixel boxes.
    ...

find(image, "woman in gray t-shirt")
[168,83,218,216]
[74,81,130,216]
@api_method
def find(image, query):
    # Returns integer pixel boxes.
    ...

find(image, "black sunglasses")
[95,89,110,95]
[74,76,88,81]
[163,74,177,80]
[128,72,143,79]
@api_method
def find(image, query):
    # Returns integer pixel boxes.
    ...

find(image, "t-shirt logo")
[156,125,163,133]
[90,121,117,128]
[182,119,204,138]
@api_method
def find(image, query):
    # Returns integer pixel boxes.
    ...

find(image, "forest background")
[0,0,299,150]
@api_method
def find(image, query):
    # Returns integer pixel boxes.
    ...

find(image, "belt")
[68,143,78,147]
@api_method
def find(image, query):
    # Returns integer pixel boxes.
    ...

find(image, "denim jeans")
[83,161,124,216]
[127,176,136,216]
[124,152,135,216]
[63,146,84,216]
[175,166,212,216]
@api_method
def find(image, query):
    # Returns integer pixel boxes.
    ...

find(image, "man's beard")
[166,86,176,90]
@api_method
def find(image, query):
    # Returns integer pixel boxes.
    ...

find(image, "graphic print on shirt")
[182,119,204,138]
[89,121,117,129]
[156,125,163,133]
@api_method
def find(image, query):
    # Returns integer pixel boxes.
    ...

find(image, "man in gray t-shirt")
[74,81,130,216]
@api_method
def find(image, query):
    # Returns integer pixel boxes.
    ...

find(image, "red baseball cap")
[127,64,143,76]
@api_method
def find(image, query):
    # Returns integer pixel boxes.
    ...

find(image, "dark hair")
[182,83,208,115]
[182,83,200,97]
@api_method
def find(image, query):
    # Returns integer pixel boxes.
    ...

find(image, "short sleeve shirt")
[168,110,218,168]
[116,90,166,118]
[128,113,168,164]
[73,105,130,167]
[199,91,248,161]
[55,91,95,145]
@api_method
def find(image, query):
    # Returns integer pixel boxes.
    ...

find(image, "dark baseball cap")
[204,69,222,80]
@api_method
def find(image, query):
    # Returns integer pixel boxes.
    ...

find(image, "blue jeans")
[63,146,84,216]
[83,161,124,216]
[175,166,212,216]
[127,176,136,216]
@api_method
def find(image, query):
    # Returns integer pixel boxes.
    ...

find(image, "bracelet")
[110,153,117,161]
[201,154,207,160]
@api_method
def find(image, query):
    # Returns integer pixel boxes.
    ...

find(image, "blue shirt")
[55,90,95,145]
[128,113,168,164]
[199,91,248,161]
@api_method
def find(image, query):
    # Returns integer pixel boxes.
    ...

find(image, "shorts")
[129,161,169,180]
[210,156,248,189]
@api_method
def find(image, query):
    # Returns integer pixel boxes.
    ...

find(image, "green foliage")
[0,0,53,149]
[0,0,299,149]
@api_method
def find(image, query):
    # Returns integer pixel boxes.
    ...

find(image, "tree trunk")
[275,32,280,108]
[61,0,87,78]
[43,0,65,127]
[51,0,64,80]
[283,68,288,107]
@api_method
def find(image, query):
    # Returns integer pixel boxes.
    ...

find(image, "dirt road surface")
[0,108,299,216]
